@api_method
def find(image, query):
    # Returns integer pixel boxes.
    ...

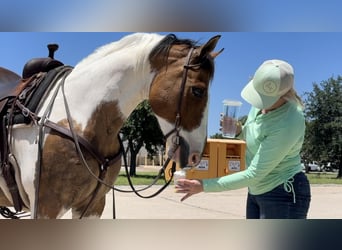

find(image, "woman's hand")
[220,113,242,136]
[175,179,204,202]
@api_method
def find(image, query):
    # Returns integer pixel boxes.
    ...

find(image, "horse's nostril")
[190,152,201,166]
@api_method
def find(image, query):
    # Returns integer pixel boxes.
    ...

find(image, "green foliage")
[210,133,225,139]
[302,75,342,176]
[306,172,342,184]
[114,171,342,186]
[120,100,165,175]
[115,172,166,185]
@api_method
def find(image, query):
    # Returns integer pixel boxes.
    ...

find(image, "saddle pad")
[12,65,73,124]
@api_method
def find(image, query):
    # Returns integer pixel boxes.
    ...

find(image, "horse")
[0,67,21,91]
[0,33,222,219]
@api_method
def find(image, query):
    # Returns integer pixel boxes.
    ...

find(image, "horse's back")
[0,67,20,84]
[0,67,21,99]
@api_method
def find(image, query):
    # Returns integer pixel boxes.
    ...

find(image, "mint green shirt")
[203,102,305,195]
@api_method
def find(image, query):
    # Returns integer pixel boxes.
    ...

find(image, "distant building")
[123,141,164,166]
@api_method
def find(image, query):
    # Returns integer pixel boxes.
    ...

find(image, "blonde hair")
[282,88,304,110]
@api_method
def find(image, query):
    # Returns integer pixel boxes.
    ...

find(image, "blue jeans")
[246,172,311,219]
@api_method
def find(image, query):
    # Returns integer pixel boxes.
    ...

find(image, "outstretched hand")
[175,179,204,202]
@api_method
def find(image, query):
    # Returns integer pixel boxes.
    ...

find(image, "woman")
[175,59,311,219]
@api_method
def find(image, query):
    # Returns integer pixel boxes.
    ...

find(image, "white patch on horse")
[45,33,164,130]
[1,33,221,218]
[10,125,40,209]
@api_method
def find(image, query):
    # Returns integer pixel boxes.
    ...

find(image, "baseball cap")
[241,59,294,109]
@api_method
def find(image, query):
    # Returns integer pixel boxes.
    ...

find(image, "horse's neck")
[66,61,153,123]
[57,33,164,128]
[39,61,153,156]
[47,53,156,138]
[39,33,165,155]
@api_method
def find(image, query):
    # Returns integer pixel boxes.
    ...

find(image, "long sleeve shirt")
[203,101,305,195]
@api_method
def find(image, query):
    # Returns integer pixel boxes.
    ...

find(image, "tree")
[302,76,342,177]
[120,100,165,176]
[210,133,225,139]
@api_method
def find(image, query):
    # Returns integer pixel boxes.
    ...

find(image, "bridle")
[163,47,204,153]
[164,47,195,140]
[116,47,203,198]
[32,46,201,218]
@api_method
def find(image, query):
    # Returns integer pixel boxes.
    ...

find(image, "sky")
[1,0,342,32]
[0,1,341,248]
[0,32,341,136]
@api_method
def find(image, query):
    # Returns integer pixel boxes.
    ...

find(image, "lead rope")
[283,177,296,204]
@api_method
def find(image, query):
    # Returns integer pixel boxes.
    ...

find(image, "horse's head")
[148,34,223,168]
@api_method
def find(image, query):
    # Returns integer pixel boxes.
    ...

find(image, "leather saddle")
[1,44,63,100]
[0,44,65,213]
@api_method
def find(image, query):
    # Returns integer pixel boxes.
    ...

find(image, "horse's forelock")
[149,34,215,80]
[149,34,198,63]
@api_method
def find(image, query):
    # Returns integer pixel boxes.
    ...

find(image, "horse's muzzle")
[177,136,201,169]
[167,135,202,168]
[188,152,201,167]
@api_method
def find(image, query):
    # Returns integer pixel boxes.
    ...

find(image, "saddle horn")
[22,43,64,79]
[47,44,59,59]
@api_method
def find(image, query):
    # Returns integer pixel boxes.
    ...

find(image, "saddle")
[0,44,68,213]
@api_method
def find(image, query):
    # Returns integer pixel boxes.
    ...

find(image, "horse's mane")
[149,34,198,63]
[74,33,214,80]
[150,34,215,80]
[75,33,164,69]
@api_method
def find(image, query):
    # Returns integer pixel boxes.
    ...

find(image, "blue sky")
[1,1,342,31]
[0,32,341,136]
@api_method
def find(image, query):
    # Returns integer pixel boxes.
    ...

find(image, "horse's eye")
[191,87,206,98]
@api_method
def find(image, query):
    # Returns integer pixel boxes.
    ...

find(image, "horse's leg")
[71,163,121,219]
[35,193,69,219]
[0,188,12,207]
[71,195,106,219]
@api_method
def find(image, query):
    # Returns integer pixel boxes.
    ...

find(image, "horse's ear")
[198,35,224,59]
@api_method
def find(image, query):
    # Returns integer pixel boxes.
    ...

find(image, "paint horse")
[0,33,222,218]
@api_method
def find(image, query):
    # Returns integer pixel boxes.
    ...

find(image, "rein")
[52,47,198,207]
[116,47,198,199]
[12,46,197,218]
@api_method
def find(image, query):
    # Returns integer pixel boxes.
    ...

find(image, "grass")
[114,171,167,186]
[306,172,342,184]
[114,170,342,186]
